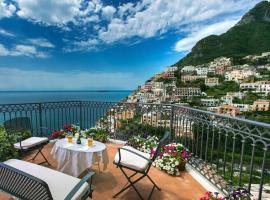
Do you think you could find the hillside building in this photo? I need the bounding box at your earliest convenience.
[205,77,219,87]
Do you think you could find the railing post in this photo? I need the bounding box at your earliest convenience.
[170,105,174,141]
[79,101,82,129]
[38,103,43,136]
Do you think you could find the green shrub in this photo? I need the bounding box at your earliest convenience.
[0,125,31,162]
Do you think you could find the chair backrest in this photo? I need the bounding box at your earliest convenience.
[151,131,170,162]
[0,162,53,200]
[4,117,32,136]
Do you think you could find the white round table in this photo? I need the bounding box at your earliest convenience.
[51,138,109,177]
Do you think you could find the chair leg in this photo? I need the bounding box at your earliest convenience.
[39,147,51,166]
[31,149,40,161]
[147,175,161,191]
[113,167,145,200]
[29,145,51,166]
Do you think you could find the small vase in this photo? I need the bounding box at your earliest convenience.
[178,160,187,171]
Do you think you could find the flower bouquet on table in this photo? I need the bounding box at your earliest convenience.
[51,124,80,139]
[51,130,66,139]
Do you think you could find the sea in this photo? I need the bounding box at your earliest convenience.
[0,91,132,133]
[0,91,131,104]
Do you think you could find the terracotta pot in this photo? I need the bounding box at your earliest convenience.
[178,160,187,171]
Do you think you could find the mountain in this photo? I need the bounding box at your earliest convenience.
[176,1,270,67]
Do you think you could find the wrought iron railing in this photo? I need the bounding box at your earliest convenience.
[0,101,269,199]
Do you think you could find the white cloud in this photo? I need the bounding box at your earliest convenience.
[102,6,116,20]
[0,43,49,58]
[174,19,239,52]
[0,44,9,56]
[16,0,83,25]
[27,38,55,48]
[64,38,99,52]
[0,29,15,37]
[0,0,16,19]
[98,0,261,44]
[0,67,141,90]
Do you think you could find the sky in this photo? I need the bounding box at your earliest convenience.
[0,0,263,91]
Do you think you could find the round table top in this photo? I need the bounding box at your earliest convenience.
[54,138,106,153]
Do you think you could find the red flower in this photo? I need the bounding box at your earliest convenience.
[63,124,72,132]
[51,130,63,139]
[172,152,178,156]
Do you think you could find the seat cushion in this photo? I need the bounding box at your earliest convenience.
[14,137,48,150]
[114,146,151,171]
[4,159,89,200]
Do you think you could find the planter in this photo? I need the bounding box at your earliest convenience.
[178,160,187,171]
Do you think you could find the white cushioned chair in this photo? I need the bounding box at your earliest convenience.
[4,117,50,165]
[14,137,49,149]
[0,159,95,200]
[114,146,151,171]
[113,132,170,200]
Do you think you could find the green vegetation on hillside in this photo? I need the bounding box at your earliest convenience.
[206,81,239,98]
[175,1,270,67]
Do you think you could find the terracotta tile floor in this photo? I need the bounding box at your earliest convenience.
[0,142,206,200]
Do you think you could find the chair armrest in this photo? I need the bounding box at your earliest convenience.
[117,147,152,165]
[64,171,95,200]
[13,135,23,150]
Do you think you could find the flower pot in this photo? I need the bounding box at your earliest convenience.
[178,160,187,171]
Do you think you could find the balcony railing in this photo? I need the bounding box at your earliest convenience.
[0,101,269,199]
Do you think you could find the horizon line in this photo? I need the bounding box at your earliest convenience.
[0,90,133,92]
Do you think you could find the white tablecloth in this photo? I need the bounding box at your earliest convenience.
[51,138,109,177]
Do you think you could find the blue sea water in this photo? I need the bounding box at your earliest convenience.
[0,91,131,104]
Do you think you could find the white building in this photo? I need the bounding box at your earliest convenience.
[231,104,251,112]
[221,95,233,104]
[152,82,164,90]
[201,98,220,107]
[175,88,201,97]
[240,81,270,94]
[181,66,195,73]
[240,82,257,90]
[205,77,219,87]
[209,57,231,68]
[225,70,260,83]
[165,66,178,72]
[196,67,209,76]
[136,92,155,103]
[256,81,270,94]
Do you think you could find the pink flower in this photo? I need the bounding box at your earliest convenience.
[181,150,187,158]
[150,149,156,156]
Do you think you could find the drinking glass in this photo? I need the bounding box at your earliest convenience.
[67,135,73,143]
[87,137,93,146]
